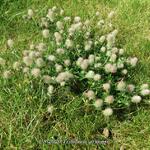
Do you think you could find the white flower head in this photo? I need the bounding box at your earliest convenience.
[111,47,118,54]
[37,43,46,51]
[60,9,64,15]
[47,105,54,113]
[122,69,128,75]
[103,83,110,92]
[0,57,6,66]
[127,84,135,93]
[48,85,54,94]
[76,57,83,66]
[85,41,92,51]
[104,63,117,73]
[85,70,95,79]
[60,81,66,86]
[28,9,34,18]
[55,64,63,72]
[7,39,14,48]
[117,63,124,69]
[65,39,73,48]
[99,36,105,43]
[94,63,102,68]
[47,9,54,22]
[94,99,103,108]
[140,84,149,90]
[64,16,71,21]
[35,58,45,67]
[56,71,73,83]
[80,59,89,70]
[52,6,57,11]
[94,74,101,81]
[54,32,62,44]
[43,75,51,84]
[13,61,20,70]
[56,21,64,30]
[74,16,81,23]
[42,29,49,38]
[56,48,65,54]
[30,43,35,50]
[47,55,56,61]
[84,90,95,100]
[3,70,11,79]
[110,54,117,62]
[101,47,106,52]
[23,67,29,74]
[105,95,114,104]
[117,81,126,91]
[131,95,142,103]
[141,89,150,96]
[119,49,124,55]
[103,108,113,117]
[129,57,138,67]
[96,11,100,16]
[108,11,115,19]
[23,56,33,66]
[31,68,40,78]
[64,59,71,66]
[88,55,95,65]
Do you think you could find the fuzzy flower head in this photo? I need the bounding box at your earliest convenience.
[7,39,14,48]
[3,70,11,79]
[141,89,150,96]
[55,64,63,72]
[104,63,117,73]
[65,39,73,48]
[28,9,34,18]
[47,105,54,113]
[94,99,103,108]
[64,59,71,66]
[103,108,113,117]
[85,70,95,79]
[23,56,33,66]
[47,9,55,22]
[108,11,115,19]
[105,95,114,104]
[56,48,65,54]
[140,84,149,90]
[117,81,126,91]
[13,61,21,70]
[127,84,135,93]
[80,59,89,70]
[0,57,6,66]
[43,75,51,84]
[54,32,62,44]
[74,16,81,23]
[48,85,54,95]
[94,74,101,81]
[42,29,49,38]
[31,68,41,78]
[47,55,56,62]
[84,90,95,100]
[56,21,64,30]
[129,57,138,67]
[35,58,45,68]
[56,71,73,83]
[37,43,46,52]
[131,95,142,103]
[103,83,110,92]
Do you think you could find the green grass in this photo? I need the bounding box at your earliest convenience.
[0,0,150,149]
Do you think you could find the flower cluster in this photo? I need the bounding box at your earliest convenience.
[0,7,149,118]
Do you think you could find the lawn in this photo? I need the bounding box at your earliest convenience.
[0,0,150,149]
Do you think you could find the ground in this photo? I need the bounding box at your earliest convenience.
[0,0,150,149]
